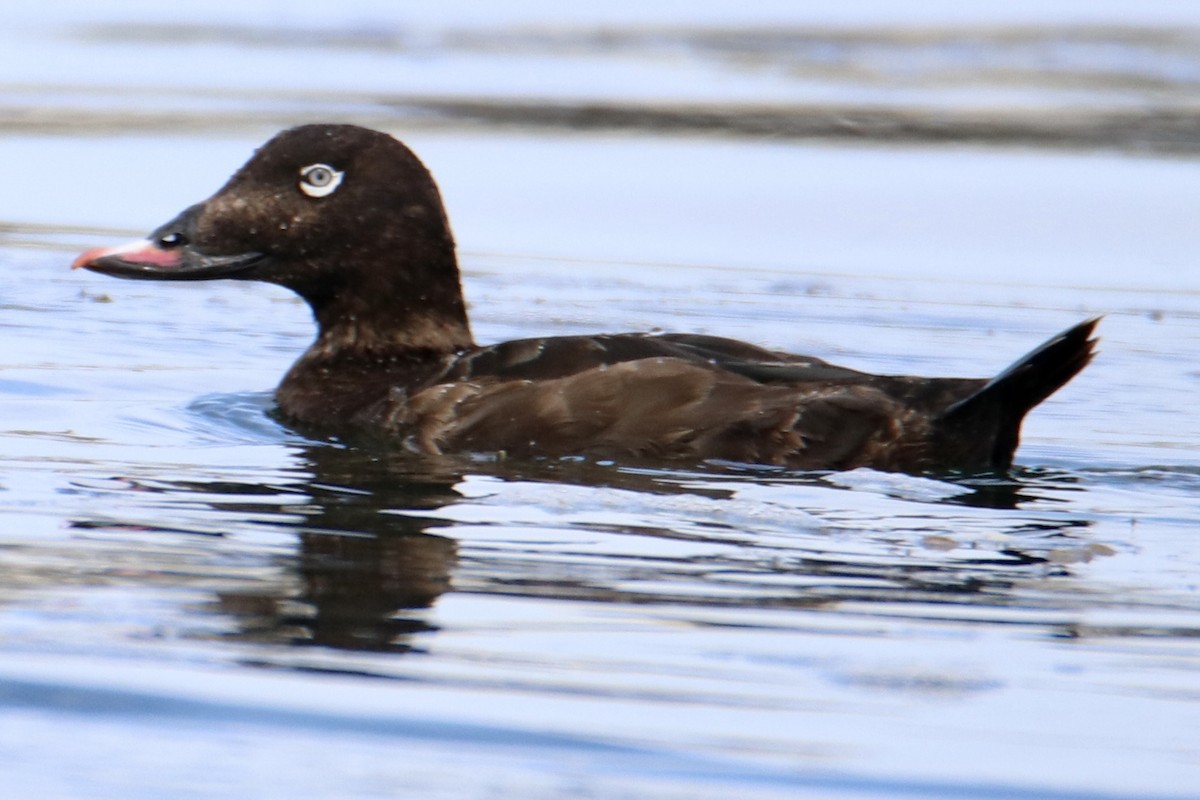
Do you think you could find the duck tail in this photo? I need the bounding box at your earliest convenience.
[935,317,1100,470]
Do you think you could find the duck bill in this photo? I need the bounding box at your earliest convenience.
[72,238,264,281]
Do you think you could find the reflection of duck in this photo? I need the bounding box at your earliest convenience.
[59,437,1103,656]
[208,445,462,653]
[75,124,1097,473]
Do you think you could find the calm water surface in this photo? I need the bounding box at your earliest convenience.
[2,4,1200,799]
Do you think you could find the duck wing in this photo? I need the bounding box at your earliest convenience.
[434,332,869,385]
[388,333,918,468]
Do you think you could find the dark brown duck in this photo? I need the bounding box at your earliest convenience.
[73,124,1098,473]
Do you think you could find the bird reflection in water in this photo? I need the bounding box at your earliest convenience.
[64,444,465,654]
[66,442,1103,656]
[219,445,464,654]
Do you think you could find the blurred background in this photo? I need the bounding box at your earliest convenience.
[2,3,1200,799]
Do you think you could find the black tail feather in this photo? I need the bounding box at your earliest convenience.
[937,317,1100,469]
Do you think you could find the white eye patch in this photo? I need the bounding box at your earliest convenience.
[298,163,344,198]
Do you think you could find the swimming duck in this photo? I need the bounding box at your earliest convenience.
[74,124,1097,473]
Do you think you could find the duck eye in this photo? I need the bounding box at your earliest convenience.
[298,163,344,198]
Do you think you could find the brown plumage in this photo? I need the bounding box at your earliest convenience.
[73,124,1098,473]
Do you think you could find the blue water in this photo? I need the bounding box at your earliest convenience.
[2,4,1200,799]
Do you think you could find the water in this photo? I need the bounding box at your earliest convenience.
[3,3,1200,799]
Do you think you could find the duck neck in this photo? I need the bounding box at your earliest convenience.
[298,242,476,363]
[307,291,474,362]
[274,249,476,426]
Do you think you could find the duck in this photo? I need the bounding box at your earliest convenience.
[73,123,1098,473]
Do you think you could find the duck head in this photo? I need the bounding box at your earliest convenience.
[74,124,473,355]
